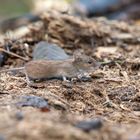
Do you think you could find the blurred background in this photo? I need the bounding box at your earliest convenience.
[0,0,139,32]
[0,0,32,20]
[0,0,69,21]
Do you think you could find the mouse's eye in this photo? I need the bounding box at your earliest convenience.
[88,60,92,64]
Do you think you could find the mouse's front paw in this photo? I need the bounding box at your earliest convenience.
[77,73,92,82]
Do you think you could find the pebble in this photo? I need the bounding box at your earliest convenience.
[0,135,5,140]
[16,95,49,109]
[75,118,103,132]
[0,53,5,66]
[73,0,119,17]
[15,111,24,121]
[33,41,70,60]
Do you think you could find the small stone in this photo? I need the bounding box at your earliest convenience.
[79,76,92,82]
[0,135,5,140]
[0,53,5,66]
[75,118,103,132]
[15,111,24,121]
[16,95,49,109]
[33,41,70,60]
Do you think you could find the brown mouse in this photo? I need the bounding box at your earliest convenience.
[25,54,99,80]
[0,53,99,84]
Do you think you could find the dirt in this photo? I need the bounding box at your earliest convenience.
[0,11,140,140]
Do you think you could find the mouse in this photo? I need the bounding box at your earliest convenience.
[0,52,100,86]
[0,41,100,86]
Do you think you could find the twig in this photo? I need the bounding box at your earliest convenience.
[104,78,122,83]
[0,48,29,61]
[102,90,119,109]
[47,91,70,107]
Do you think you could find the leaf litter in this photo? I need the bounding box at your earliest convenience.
[0,11,140,140]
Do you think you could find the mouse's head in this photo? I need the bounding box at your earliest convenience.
[73,50,100,72]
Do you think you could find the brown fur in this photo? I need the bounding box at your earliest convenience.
[0,55,99,81]
[25,55,99,80]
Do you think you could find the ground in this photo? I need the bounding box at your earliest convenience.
[0,12,140,140]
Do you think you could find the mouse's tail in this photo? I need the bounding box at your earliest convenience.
[0,67,24,74]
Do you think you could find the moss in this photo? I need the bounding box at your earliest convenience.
[0,0,33,18]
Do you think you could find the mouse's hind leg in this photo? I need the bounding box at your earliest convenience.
[25,72,35,87]
[24,72,49,88]
[62,76,72,82]
[62,76,67,81]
